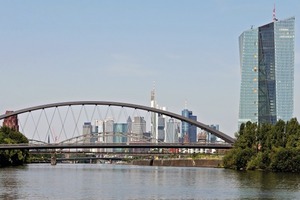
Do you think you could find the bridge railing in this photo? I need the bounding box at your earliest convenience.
[0,142,233,150]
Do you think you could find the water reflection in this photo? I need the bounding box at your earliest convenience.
[0,167,25,199]
[0,164,300,200]
[232,169,300,199]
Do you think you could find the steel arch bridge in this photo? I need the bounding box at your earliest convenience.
[0,101,235,144]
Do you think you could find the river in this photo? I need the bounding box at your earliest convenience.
[0,164,300,199]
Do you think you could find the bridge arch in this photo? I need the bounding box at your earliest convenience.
[0,101,235,143]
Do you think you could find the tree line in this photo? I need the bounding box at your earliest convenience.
[223,118,300,172]
[0,126,29,167]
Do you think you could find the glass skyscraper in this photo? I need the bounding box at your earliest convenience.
[181,109,197,142]
[239,17,295,127]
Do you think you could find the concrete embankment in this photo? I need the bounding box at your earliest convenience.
[131,159,222,168]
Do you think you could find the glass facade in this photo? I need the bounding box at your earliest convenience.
[166,119,180,143]
[238,27,259,127]
[239,17,295,127]
[274,17,295,121]
[113,123,128,143]
[181,109,197,143]
[258,22,277,124]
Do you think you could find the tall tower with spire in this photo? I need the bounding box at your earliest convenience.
[150,83,158,143]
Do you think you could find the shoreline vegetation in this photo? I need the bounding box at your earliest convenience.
[0,127,29,167]
[223,118,300,172]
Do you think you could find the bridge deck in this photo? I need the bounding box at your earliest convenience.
[0,143,232,150]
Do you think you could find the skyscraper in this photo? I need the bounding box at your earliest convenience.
[132,116,146,141]
[238,16,295,127]
[150,87,167,143]
[82,122,92,143]
[150,87,158,142]
[166,119,180,143]
[181,109,197,142]
[157,114,166,142]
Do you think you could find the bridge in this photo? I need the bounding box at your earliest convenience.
[0,142,233,150]
[0,101,235,151]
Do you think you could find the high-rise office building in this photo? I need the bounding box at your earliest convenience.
[113,123,128,152]
[238,16,295,127]
[166,119,180,143]
[132,116,146,141]
[206,124,219,143]
[113,123,128,143]
[150,88,158,142]
[157,114,166,142]
[150,87,167,143]
[82,122,92,143]
[104,119,114,143]
[181,109,197,142]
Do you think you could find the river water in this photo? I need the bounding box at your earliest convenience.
[0,164,300,200]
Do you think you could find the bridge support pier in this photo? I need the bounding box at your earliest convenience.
[51,152,57,165]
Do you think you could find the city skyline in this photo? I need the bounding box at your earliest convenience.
[1,1,299,137]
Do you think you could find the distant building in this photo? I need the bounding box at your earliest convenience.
[207,124,219,143]
[126,116,133,142]
[150,87,167,143]
[93,119,114,152]
[143,131,151,142]
[132,116,146,141]
[197,131,207,143]
[94,120,104,143]
[113,123,128,152]
[157,114,166,142]
[3,111,19,132]
[238,17,295,128]
[181,109,197,142]
[100,119,114,144]
[150,88,158,142]
[82,122,92,143]
[113,123,128,143]
[166,119,180,143]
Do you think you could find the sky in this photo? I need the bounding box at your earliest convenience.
[0,0,299,137]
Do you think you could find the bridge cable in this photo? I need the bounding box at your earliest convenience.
[19,111,30,135]
[31,110,43,141]
[57,106,70,142]
[70,105,83,139]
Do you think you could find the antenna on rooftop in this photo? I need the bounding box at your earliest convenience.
[272,3,278,21]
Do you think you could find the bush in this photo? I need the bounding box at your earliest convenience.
[223,148,255,170]
[270,148,300,172]
[0,127,29,167]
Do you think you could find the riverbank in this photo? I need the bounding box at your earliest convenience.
[131,158,222,168]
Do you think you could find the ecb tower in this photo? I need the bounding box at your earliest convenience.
[238,16,295,127]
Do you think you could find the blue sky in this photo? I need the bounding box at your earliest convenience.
[0,0,299,136]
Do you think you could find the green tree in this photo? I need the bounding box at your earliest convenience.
[257,123,272,152]
[271,120,286,148]
[234,122,257,150]
[285,118,300,149]
[0,126,29,167]
[269,147,300,172]
[224,118,300,172]
[223,147,255,170]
